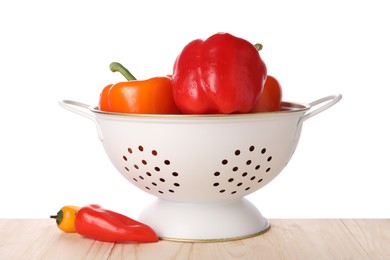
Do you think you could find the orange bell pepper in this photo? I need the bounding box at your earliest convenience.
[99,62,179,114]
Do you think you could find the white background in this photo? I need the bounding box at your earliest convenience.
[0,0,389,218]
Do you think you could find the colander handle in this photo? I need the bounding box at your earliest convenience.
[58,100,103,141]
[302,94,342,122]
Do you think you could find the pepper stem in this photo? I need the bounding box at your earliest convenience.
[50,210,63,225]
[109,62,137,81]
[254,43,263,51]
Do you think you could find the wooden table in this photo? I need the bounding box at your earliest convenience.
[0,219,389,259]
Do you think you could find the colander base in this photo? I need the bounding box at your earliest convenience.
[138,198,269,242]
[159,225,271,243]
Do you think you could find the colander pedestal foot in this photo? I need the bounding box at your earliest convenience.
[138,198,269,242]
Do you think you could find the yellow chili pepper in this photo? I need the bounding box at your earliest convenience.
[50,205,80,233]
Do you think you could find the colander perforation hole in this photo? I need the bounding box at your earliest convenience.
[121,146,182,196]
[212,145,274,196]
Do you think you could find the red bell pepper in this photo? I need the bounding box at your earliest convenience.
[74,204,158,243]
[172,32,267,114]
[251,75,283,112]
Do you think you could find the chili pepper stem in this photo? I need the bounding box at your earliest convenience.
[110,62,137,81]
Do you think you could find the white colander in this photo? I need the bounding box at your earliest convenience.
[59,94,341,242]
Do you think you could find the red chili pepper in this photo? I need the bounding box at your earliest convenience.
[74,204,158,243]
[172,32,267,114]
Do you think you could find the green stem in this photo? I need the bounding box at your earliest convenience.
[50,210,63,225]
[109,62,137,81]
[254,43,263,51]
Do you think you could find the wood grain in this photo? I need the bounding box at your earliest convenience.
[0,219,389,259]
[342,219,390,259]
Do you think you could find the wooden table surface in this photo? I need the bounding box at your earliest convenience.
[0,219,389,259]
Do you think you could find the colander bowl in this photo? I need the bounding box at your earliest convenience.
[59,94,341,242]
